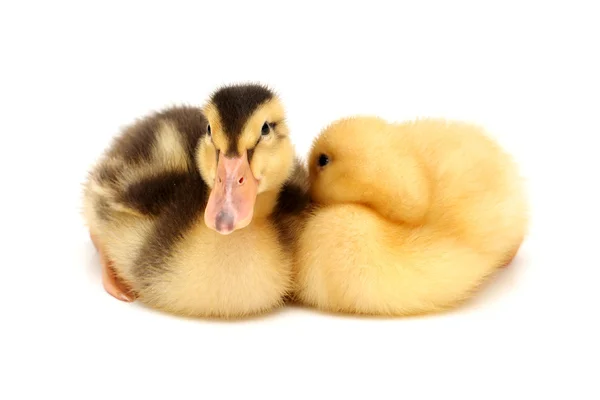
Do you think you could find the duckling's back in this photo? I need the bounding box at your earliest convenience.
[82,106,209,288]
[392,119,528,260]
[294,116,529,316]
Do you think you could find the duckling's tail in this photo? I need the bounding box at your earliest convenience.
[295,203,508,316]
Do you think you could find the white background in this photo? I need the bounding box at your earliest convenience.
[1,1,599,399]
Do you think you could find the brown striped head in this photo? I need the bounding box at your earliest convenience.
[197,83,294,234]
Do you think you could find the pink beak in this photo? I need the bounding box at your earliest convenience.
[204,151,259,235]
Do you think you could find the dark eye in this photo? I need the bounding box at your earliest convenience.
[207,124,211,136]
[261,122,270,136]
[318,154,330,167]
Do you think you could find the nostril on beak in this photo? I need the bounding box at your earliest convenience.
[238,176,244,185]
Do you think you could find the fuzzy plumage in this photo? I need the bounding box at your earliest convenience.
[82,83,310,318]
[293,116,529,316]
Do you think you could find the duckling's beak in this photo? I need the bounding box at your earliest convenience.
[204,151,259,235]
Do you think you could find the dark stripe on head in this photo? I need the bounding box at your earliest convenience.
[210,84,274,154]
[225,146,240,158]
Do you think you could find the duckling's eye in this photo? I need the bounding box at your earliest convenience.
[206,124,211,136]
[261,122,270,136]
[318,154,330,168]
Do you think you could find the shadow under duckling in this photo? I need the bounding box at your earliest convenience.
[293,116,528,316]
[82,83,309,319]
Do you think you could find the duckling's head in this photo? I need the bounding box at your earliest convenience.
[308,116,392,206]
[198,83,294,234]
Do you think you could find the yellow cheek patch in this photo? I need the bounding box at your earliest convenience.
[202,102,229,152]
[235,98,288,153]
[249,136,294,193]
[197,140,218,187]
[210,132,229,153]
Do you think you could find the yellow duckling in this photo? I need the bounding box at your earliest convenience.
[293,116,528,316]
[82,83,309,318]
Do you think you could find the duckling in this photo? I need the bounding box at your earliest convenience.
[293,116,528,316]
[82,83,309,318]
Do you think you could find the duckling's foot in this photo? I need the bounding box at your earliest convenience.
[90,233,136,302]
[101,256,136,302]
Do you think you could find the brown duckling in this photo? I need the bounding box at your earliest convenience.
[82,83,309,318]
